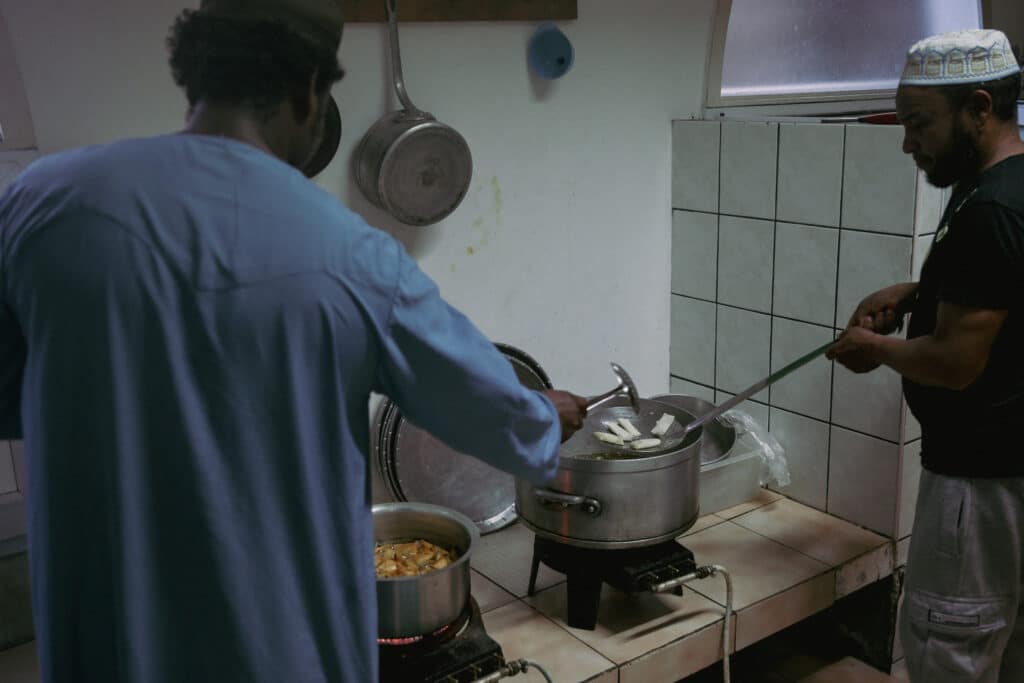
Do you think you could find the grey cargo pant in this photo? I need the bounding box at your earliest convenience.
[901,469,1024,682]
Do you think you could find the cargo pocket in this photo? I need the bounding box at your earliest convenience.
[903,590,1010,681]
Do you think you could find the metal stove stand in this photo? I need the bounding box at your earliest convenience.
[527,536,697,630]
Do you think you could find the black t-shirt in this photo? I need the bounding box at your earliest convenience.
[904,153,1024,477]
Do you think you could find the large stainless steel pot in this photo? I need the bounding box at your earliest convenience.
[515,398,703,549]
[353,0,472,226]
[373,502,479,638]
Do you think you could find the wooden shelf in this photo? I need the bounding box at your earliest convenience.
[345,0,577,23]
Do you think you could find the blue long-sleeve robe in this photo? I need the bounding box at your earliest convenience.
[0,134,559,683]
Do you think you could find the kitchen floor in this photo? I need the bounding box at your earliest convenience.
[0,490,904,682]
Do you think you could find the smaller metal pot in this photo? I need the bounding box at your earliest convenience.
[353,0,472,226]
[373,502,479,638]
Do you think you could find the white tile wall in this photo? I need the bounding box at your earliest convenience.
[670,120,927,538]
[768,318,833,421]
[670,295,716,385]
[841,125,917,235]
[898,439,922,539]
[720,121,778,220]
[773,223,839,327]
[671,210,718,299]
[0,442,15,494]
[768,408,829,510]
[831,364,904,442]
[835,231,913,329]
[717,216,774,313]
[715,391,769,429]
[669,377,715,402]
[672,120,720,213]
[715,305,770,398]
[828,426,900,536]
[776,123,844,226]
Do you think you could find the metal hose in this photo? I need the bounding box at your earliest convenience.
[703,565,733,683]
[651,563,733,683]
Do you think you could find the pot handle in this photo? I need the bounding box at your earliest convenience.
[533,488,602,516]
[386,0,422,114]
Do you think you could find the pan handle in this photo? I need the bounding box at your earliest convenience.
[533,488,602,516]
[386,0,422,114]
[683,340,834,436]
[585,386,622,411]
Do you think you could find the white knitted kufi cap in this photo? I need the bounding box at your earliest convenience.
[900,29,1020,86]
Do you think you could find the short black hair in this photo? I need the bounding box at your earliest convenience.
[941,71,1022,122]
[167,9,344,113]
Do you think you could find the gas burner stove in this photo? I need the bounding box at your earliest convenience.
[378,596,504,683]
[527,536,697,630]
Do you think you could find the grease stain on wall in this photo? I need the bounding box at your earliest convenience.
[465,174,503,256]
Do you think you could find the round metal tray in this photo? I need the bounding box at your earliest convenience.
[374,343,552,534]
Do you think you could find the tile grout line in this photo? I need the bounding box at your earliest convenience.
[667,375,901,445]
[684,564,837,618]
[668,374,715,392]
[713,122,722,395]
[826,125,851,513]
[668,207,917,240]
[767,123,780,429]
[510,595,620,671]
[670,293,837,332]
[728,514,889,570]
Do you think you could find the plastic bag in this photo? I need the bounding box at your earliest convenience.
[718,409,791,488]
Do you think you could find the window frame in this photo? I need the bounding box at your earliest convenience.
[704,0,984,113]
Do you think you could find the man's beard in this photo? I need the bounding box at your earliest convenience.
[926,119,981,188]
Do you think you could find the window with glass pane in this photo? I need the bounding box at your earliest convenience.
[715,0,982,102]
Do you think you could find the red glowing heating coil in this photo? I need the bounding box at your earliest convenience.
[377,619,460,647]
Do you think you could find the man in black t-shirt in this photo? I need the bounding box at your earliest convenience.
[828,29,1024,683]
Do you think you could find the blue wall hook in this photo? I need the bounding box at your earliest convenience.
[528,23,574,80]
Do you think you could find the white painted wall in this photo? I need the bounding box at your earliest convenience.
[0,0,716,396]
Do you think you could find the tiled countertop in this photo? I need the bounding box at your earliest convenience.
[476,490,894,683]
[0,491,893,683]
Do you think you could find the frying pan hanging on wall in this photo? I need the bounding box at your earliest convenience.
[303,95,342,178]
[353,0,473,226]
